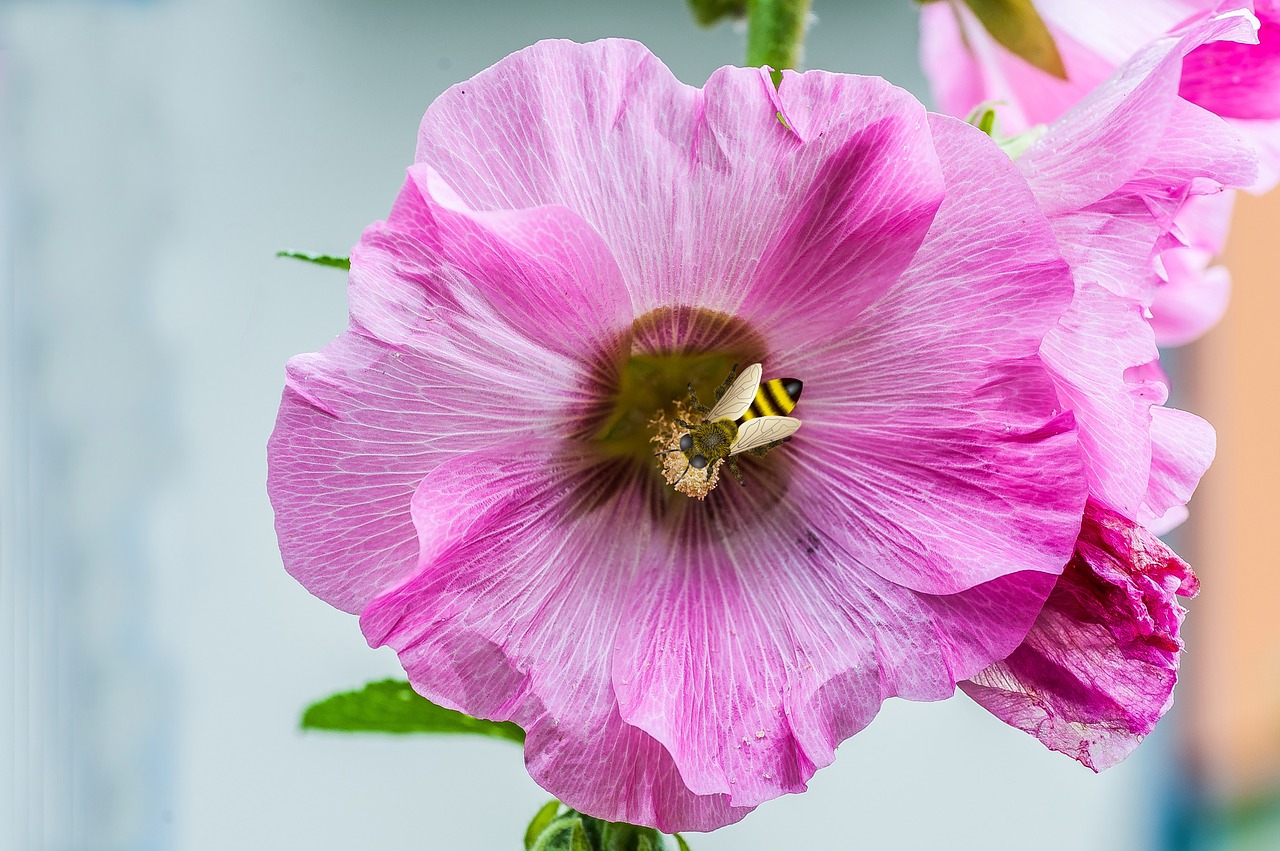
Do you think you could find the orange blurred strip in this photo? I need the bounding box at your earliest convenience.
[1187,188,1280,801]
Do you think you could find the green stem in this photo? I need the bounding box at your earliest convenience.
[745,0,812,74]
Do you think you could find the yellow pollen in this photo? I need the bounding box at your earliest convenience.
[649,404,723,499]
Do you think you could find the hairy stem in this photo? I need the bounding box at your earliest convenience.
[746,0,812,75]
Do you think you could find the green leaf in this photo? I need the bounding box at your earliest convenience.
[526,801,563,850]
[686,0,747,26]
[674,834,692,851]
[963,0,1066,79]
[300,679,525,742]
[275,249,351,270]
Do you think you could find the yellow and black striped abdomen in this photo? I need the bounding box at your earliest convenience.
[739,378,803,421]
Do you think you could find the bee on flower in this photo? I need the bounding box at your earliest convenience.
[652,362,802,497]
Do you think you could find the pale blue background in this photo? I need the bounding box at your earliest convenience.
[1,1,1160,848]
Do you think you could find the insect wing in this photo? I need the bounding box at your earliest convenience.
[706,363,763,422]
[730,416,801,454]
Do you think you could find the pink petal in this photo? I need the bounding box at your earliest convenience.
[1141,406,1216,526]
[1236,116,1280,188]
[918,2,986,120]
[268,330,577,614]
[360,164,633,358]
[961,500,1200,771]
[1150,247,1232,346]
[783,114,1085,596]
[1020,10,1259,220]
[1181,5,1280,119]
[414,40,945,326]
[269,172,615,613]
[969,9,1118,133]
[919,0,1195,133]
[1040,281,1165,520]
[921,1,1280,188]
[1033,0,1204,64]
[359,442,752,831]
[1171,187,1236,252]
[611,500,1058,805]
[1150,191,1233,346]
[739,70,946,347]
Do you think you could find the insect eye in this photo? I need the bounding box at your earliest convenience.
[679,434,693,452]
[690,455,708,469]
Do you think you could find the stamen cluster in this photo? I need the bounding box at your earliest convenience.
[649,406,721,499]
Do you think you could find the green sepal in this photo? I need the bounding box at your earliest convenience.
[970,105,997,136]
[997,124,1046,160]
[275,249,351,270]
[962,100,1044,159]
[962,0,1067,79]
[599,820,665,851]
[686,0,746,26]
[524,805,685,851]
[674,835,692,851]
[965,101,1046,160]
[300,679,525,742]
[526,801,563,850]
[529,815,589,851]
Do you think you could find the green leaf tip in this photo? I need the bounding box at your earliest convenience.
[974,107,997,136]
[571,820,591,851]
[275,250,351,270]
[300,679,525,742]
[963,0,1067,80]
[526,801,563,850]
[686,0,747,26]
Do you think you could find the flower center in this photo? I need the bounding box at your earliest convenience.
[585,307,767,496]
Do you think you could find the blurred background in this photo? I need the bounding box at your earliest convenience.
[1,1,1276,848]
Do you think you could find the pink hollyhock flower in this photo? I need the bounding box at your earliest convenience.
[920,1,1277,344]
[269,40,1092,830]
[954,12,1257,767]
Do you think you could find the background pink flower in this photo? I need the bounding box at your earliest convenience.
[920,1,1276,345]
[950,12,1258,768]
[269,40,1090,831]
[1017,11,1255,528]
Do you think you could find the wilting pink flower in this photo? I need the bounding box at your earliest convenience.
[269,40,1092,830]
[952,12,1257,767]
[920,1,1276,344]
[961,500,1200,771]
